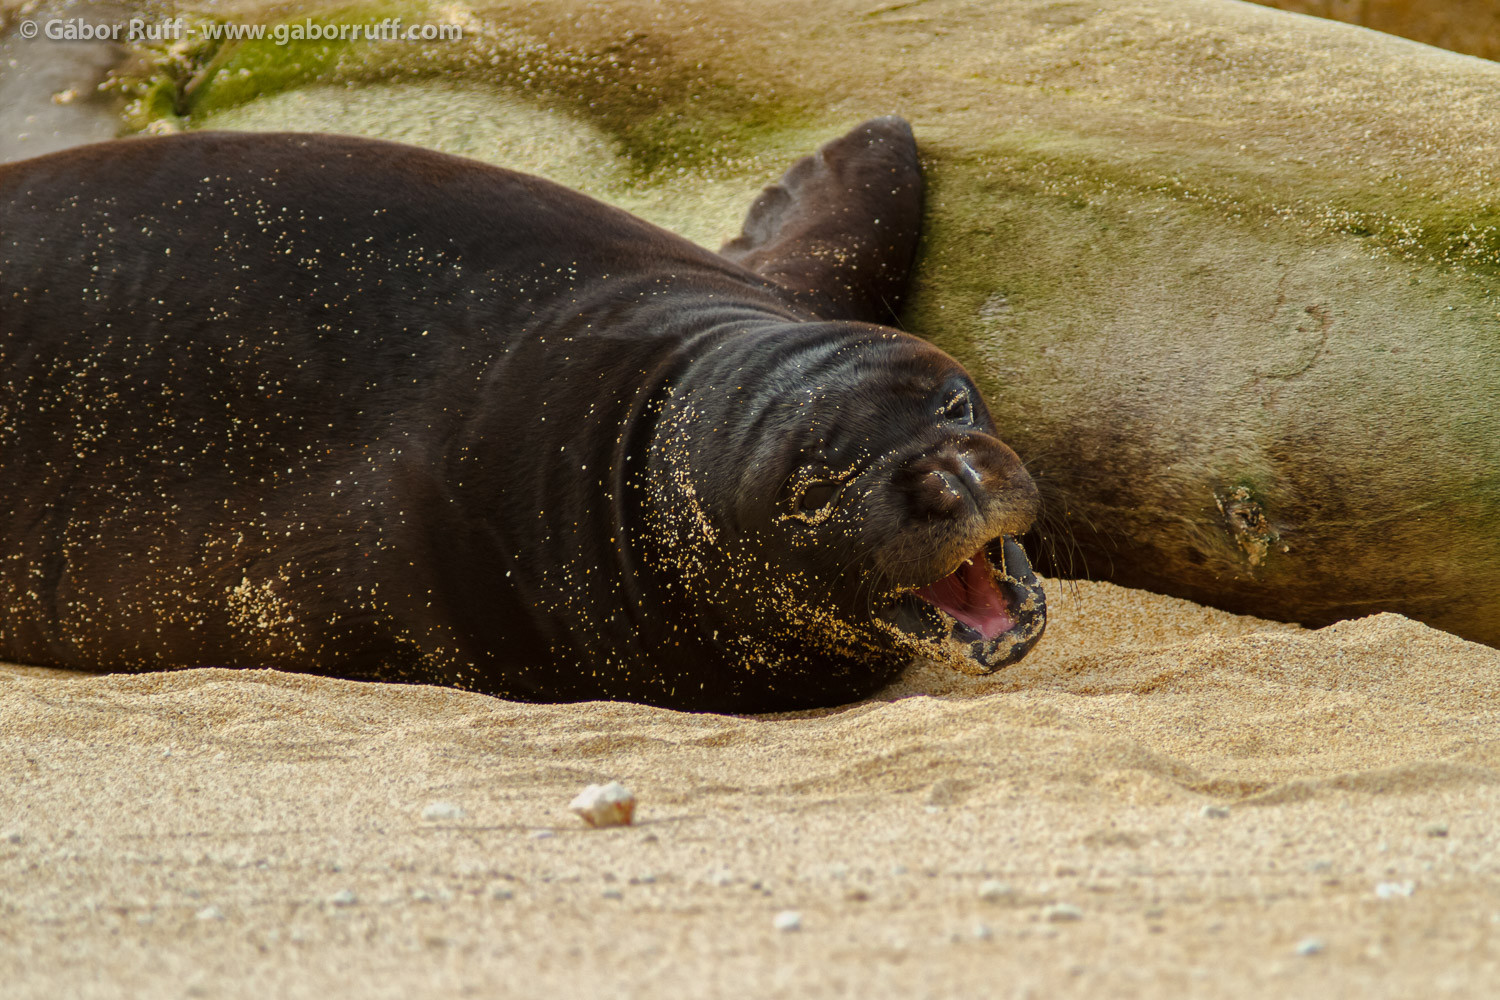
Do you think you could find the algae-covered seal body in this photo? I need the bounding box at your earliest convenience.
[0,118,1044,711]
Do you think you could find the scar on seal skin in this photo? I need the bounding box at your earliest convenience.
[0,116,1045,711]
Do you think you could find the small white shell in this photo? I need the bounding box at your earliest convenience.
[1375,880,1415,899]
[569,781,636,828]
[772,910,803,932]
[421,801,465,821]
[977,879,1014,902]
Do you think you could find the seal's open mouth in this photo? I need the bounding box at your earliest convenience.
[915,546,1015,641]
[877,535,1047,675]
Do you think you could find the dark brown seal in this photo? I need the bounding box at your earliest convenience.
[0,117,1044,711]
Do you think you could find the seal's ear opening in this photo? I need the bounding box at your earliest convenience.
[719,116,923,326]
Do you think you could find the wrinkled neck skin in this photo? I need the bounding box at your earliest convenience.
[436,310,920,711]
[631,322,922,711]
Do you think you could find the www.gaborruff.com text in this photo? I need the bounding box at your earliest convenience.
[21,17,463,45]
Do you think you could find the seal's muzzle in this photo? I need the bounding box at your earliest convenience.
[880,535,1047,674]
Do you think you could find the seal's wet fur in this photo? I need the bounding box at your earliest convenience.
[0,118,1043,710]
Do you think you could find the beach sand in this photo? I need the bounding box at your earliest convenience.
[5,579,1499,998]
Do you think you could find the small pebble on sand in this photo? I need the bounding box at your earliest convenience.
[569,781,636,828]
[1375,881,1415,899]
[421,802,465,821]
[773,910,803,932]
[978,880,1015,903]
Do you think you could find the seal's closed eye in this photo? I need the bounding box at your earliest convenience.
[797,481,842,512]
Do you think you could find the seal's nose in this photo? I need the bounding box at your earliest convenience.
[906,447,989,520]
[899,437,1038,530]
[915,468,974,519]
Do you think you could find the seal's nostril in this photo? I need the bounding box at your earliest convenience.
[932,470,964,499]
[954,452,984,493]
[916,469,973,519]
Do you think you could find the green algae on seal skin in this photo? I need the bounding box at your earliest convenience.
[183,1,447,115]
[125,1,833,243]
[195,82,635,196]
[187,80,821,250]
[137,0,827,186]
[105,1,467,133]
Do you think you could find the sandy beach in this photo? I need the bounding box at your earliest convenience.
[6,579,1499,998]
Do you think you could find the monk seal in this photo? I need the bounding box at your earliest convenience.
[0,117,1045,711]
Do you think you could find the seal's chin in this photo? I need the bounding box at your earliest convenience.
[877,536,1047,675]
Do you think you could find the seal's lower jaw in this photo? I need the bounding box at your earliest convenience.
[878,536,1047,675]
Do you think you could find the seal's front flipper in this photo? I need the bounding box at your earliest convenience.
[720,116,923,326]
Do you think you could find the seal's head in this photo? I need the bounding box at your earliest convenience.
[646,323,1045,694]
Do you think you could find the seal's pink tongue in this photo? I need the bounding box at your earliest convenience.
[915,548,1014,640]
